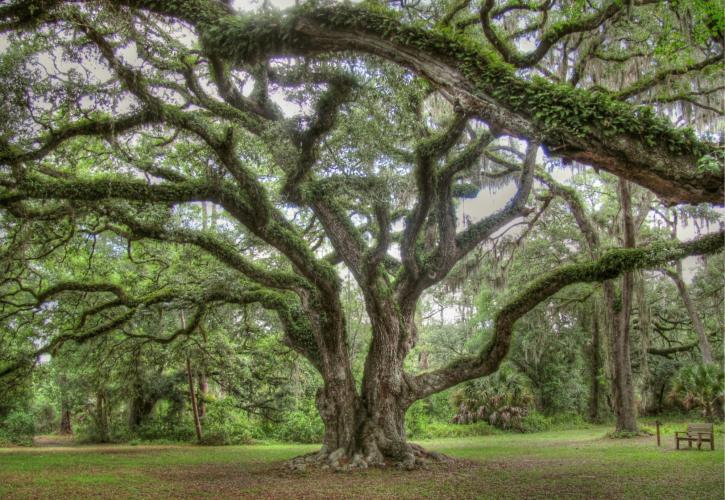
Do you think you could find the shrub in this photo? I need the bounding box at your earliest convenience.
[408,421,499,439]
[133,417,195,442]
[0,409,35,445]
[270,399,324,444]
[520,411,552,433]
[405,399,431,438]
[202,398,254,445]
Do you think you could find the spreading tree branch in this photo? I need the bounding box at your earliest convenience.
[409,230,724,401]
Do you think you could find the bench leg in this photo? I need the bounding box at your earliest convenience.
[689,439,692,449]
[676,438,679,450]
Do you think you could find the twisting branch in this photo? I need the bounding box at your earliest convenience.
[400,113,468,280]
[616,56,723,101]
[454,141,537,258]
[479,0,625,68]
[285,74,357,196]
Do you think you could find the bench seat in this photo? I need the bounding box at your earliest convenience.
[675,423,714,450]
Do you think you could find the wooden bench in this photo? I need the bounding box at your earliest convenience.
[675,423,714,450]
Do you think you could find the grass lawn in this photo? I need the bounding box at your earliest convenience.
[0,426,722,499]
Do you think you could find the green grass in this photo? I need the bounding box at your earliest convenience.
[0,426,722,499]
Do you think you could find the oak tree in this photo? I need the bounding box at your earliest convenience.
[0,0,722,466]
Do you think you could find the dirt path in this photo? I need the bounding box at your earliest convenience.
[32,434,76,447]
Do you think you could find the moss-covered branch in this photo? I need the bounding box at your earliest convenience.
[0,110,157,165]
[409,230,724,401]
[6,1,724,204]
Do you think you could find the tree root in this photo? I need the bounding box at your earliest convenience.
[286,443,453,472]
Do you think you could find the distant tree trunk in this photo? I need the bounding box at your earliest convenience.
[198,370,208,418]
[128,394,156,430]
[58,373,73,435]
[635,270,651,413]
[95,391,109,443]
[668,262,713,363]
[59,402,72,435]
[186,357,203,442]
[128,349,154,431]
[605,180,638,433]
[664,210,713,364]
[418,351,429,371]
[587,309,602,422]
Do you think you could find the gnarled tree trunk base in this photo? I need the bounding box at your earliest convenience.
[286,442,452,472]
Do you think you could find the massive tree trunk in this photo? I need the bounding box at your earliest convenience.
[292,292,428,470]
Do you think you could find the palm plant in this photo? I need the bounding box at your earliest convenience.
[451,364,534,426]
[669,364,724,421]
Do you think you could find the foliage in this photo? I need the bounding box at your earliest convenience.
[452,363,534,412]
[669,364,725,420]
[408,420,499,440]
[265,399,325,444]
[450,363,535,430]
[200,398,255,445]
[0,409,34,446]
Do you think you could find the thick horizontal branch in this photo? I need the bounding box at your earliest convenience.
[647,342,698,357]
[0,110,157,165]
[36,281,129,304]
[409,230,724,401]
